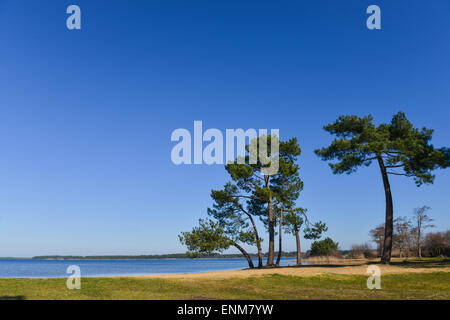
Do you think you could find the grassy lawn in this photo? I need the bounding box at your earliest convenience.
[0,271,449,300]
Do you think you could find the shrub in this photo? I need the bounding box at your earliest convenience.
[310,237,339,256]
[422,231,450,257]
[349,243,375,259]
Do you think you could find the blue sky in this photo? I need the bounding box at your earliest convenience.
[0,0,449,257]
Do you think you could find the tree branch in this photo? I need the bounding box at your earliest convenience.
[253,175,265,182]
[387,171,409,176]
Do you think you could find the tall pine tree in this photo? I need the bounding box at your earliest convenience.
[315,112,449,264]
[226,135,303,266]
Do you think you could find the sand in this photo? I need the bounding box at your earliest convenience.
[126,260,450,280]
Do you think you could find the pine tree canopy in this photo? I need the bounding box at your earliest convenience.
[315,111,450,185]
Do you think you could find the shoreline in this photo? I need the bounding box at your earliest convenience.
[2,258,448,280]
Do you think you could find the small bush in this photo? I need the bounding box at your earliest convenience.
[310,237,339,256]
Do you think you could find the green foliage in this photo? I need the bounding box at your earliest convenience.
[178,219,232,257]
[180,135,317,267]
[282,209,327,240]
[283,208,306,234]
[225,135,304,224]
[208,182,261,248]
[310,237,339,256]
[315,111,450,186]
[304,221,328,240]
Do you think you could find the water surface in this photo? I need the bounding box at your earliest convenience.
[0,257,296,278]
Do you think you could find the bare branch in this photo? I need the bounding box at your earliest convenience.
[385,164,405,168]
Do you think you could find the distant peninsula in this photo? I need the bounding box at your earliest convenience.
[31,252,300,260]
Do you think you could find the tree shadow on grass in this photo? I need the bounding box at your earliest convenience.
[0,295,26,300]
[240,258,449,271]
[384,258,450,269]
[290,264,364,268]
[252,262,368,270]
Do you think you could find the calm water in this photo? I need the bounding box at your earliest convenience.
[0,258,296,278]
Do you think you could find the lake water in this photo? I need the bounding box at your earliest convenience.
[0,257,296,278]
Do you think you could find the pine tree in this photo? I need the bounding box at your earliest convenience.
[315,112,449,264]
[226,135,303,266]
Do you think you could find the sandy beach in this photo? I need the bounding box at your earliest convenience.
[127,259,450,280]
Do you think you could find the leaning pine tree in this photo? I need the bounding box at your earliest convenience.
[315,112,449,264]
[179,217,259,269]
[208,183,265,268]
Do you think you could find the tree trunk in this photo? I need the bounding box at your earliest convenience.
[267,196,275,266]
[417,220,422,259]
[295,229,302,265]
[233,242,254,269]
[377,156,394,265]
[246,213,263,268]
[275,209,283,267]
[264,175,275,267]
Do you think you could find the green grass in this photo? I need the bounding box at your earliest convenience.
[0,272,449,300]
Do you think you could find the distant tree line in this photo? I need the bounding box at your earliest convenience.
[32,252,302,260]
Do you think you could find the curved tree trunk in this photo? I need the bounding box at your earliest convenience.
[378,156,393,265]
[276,209,283,267]
[245,213,263,268]
[233,242,254,269]
[295,229,302,265]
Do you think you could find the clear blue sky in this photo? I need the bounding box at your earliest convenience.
[0,0,449,257]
